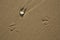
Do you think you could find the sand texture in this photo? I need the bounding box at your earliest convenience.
[0,0,60,40]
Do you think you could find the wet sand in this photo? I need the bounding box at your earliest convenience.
[0,0,60,40]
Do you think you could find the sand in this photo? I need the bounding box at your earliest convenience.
[0,0,60,40]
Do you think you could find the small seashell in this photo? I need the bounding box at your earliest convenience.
[19,11,25,17]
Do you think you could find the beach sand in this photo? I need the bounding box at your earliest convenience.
[0,0,60,40]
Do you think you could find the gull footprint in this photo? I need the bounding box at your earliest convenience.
[8,23,16,32]
[42,16,49,25]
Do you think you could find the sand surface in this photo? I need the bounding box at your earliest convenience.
[0,0,60,40]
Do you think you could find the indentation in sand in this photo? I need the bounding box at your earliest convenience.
[41,16,49,26]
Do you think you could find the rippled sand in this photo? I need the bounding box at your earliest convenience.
[0,0,60,40]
